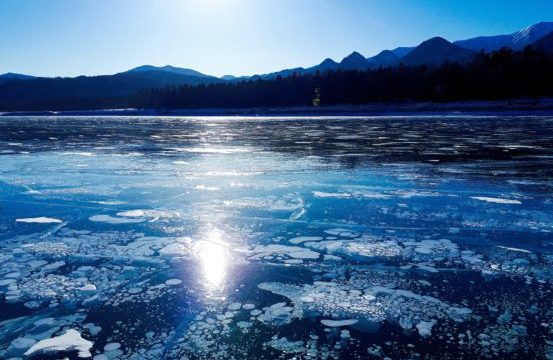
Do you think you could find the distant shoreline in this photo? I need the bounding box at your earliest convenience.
[2,98,553,117]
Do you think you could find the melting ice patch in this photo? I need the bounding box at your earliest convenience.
[257,302,300,325]
[471,196,522,204]
[223,193,304,211]
[321,319,358,327]
[94,200,127,205]
[312,189,441,200]
[312,191,352,198]
[24,329,93,358]
[289,207,306,220]
[16,217,62,224]
[89,215,145,224]
[289,236,323,244]
[259,280,472,338]
[249,244,320,261]
[89,209,180,224]
[265,337,305,353]
[416,320,437,338]
[61,151,96,157]
[305,237,459,263]
[117,209,181,219]
[496,246,532,254]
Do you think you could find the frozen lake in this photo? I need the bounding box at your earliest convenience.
[0,115,552,359]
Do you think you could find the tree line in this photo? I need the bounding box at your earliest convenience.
[2,46,553,112]
[132,47,553,110]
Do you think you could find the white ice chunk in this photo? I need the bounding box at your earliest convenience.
[265,337,305,353]
[104,342,121,351]
[321,319,358,327]
[416,320,436,337]
[312,191,351,198]
[289,208,306,220]
[250,244,320,260]
[289,236,323,244]
[78,284,97,294]
[24,329,93,358]
[16,217,62,224]
[165,278,182,286]
[228,302,242,311]
[116,209,180,219]
[496,246,532,254]
[471,197,521,204]
[89,215,145,224]
[159,243,189,256]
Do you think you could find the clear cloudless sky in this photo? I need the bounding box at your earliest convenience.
[1,0,552,77]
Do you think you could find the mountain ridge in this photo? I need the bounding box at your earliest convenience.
[125,65,212,79]
[454,21,553,52]
[402,37,475,66]
[1,21,552,112]
[2,21,551,82]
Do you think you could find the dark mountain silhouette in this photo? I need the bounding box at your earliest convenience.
[454,35,512,53]
[252,67,305,80]
[134,46,553,111]
[252,58,339,80]
[455,21,553,52]
[402,37,474,66]
[391,47,414,57]
[311,58,339,72]
[0,70,222,111]
[339,52,370,71]
[1,21,553,112]
[367,50,400,68]
[531,31,553,52]
[0,72,36,83]
[125,65,211,78]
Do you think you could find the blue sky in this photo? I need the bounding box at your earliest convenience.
[1,0,552,77]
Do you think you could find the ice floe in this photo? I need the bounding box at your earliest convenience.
[16,217,63,224]
[257,302,300,326]
[89,215,145,224]
[471,196,522,204]
[312,191,352,198]
[496,246,532,254]
[24,329,93,358]
[89,209,180,224]
[259,280,472,338]
[223,193,304,211]
[249,244,320,261]
[265,337,305,353]
[289,236,323,244]
[165,278,183,286]
[321,319,358,327]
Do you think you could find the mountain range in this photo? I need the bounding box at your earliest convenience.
[252,22,553,78]
[0,21,552,111]
[454,21,553,52]
[3,21,552,85]
[0,72,37,82]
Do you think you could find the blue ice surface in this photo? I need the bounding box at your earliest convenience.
[0,116,552,359]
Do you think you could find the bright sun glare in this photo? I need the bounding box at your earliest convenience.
[197,229,228,292]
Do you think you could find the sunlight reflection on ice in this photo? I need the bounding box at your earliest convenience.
[196,228,229,294]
